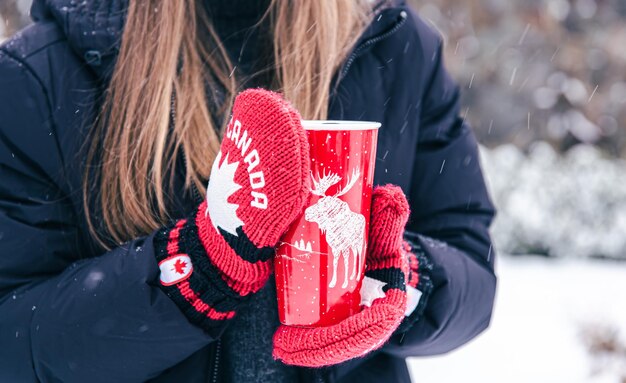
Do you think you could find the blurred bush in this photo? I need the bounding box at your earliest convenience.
[580,323,626,380]
[410,0,626,157]
[481,142,626,259]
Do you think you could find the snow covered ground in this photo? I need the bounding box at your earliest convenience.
[408,256,626,383]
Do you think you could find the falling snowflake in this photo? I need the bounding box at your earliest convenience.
[205,150,244,236]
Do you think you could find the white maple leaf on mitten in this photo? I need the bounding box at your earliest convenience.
[205,150,244,236]
[359,276,387,307]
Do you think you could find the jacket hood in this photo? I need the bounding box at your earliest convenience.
[31,0,127,80]
[30,0,406,81]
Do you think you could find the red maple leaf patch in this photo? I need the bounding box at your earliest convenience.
[172,259,188,275]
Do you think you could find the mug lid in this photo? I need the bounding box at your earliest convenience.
[301,120,381,131]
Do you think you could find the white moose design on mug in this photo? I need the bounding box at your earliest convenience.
[305,168,366,289]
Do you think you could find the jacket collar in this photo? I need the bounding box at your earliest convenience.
[30,0,406,82]
[358,0,407,43]
[31,0,127,81]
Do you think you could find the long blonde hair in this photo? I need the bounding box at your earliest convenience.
[84,0,373,249]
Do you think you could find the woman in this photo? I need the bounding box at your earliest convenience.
[0,0,497,382]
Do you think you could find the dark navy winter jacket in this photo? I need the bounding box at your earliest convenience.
[0,0,497,382]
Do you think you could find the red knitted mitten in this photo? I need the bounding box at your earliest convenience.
[154,89,310,333]
[273,185,412,367]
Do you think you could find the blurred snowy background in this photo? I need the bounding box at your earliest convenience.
[2,0,625,382]
[406,0,626,381]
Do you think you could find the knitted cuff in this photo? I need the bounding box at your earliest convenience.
[396,239,434,333]
[153,209,259,335]
[195,202,274,296]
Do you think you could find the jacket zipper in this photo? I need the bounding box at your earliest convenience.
[339,9,408,81]
[210,338,222,383]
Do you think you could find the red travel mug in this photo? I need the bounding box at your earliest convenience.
[275,120,381,327]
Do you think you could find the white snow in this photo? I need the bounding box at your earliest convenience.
[408,256,626,383]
